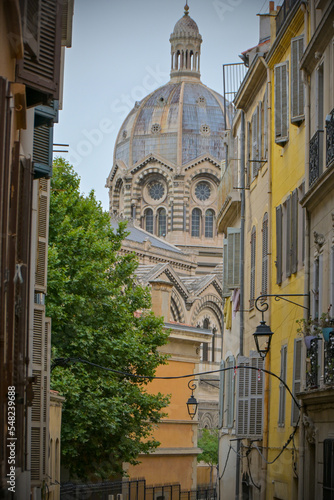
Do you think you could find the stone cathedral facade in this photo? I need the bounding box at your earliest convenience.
[106,5,231,434]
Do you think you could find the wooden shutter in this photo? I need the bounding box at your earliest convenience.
[227,228,241,288]
[291,189,298,274]
[226,356,235,428]
[35,180,49,290]
[249,356,264,437]
[286,195,291,278]
[263,88,268,160]
[33,105,57,179]
[276,205,283,285]
[291,36,304,123]
[278,345,287,426]
[246,121,251,187]
[250,227,256,308]
[275,62,289,143]
[251,107,258,179]
[262,213,268,296]
[236,357,250,437]
[236,356,264,438]
[291,338,302,426]
[16,0,63,103]
[258,101,262,164]
[219,360,225,428]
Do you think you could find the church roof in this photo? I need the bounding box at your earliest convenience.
[172,13,200,37]
[114,81,232,168]
[110,219,183,254]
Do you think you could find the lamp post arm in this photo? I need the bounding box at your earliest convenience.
[255,293,310,315]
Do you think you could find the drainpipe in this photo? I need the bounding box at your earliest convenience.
[235,110,245,500]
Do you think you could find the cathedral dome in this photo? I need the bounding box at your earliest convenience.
[114,81,230,167]
[172,13,200,37]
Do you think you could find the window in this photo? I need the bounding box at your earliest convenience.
[145,208,153,234]
[157,208,167,237]
[149,181,164,200]
[205,209,214,238]
[250,226,256,308]
[195,182,211,201]
[291,338,302,426]
[251,104,261,179]
[212,328,216,362]
[263,88,268,160]
[191,208,201,237]
[278,345,287,426]
[262,213,268,296]
[275,61,289,144]
[223,228,241,290]
[291,36,304,124]
[246,121,251,186]
[236,355,264,438]
[224,356,235,428]
[202,318,210,361]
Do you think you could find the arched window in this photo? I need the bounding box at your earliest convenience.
[192,208,201,237]
[145,208,153,234]
[157,208,167,237]
[205,209,215,238]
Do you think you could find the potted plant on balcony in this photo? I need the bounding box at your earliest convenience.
[296,317,321,349]
[317,307,334,342]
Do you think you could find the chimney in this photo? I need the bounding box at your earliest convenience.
[149,280,174,321]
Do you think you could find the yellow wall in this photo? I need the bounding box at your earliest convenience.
[266,10,305,499]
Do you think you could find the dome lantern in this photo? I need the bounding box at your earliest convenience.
[169,4,202,81]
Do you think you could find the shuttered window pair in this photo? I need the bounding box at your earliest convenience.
[274,36,304,143]
[223,228,241,291]
[236,355,264,438]
[250,227,256,308]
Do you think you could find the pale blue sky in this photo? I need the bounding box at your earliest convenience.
[54,0,273,210]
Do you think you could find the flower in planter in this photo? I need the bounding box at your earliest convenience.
[296,317,321,338]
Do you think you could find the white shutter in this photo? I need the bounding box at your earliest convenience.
[291,338,302,426]
[236,357,250,436]
[275,62,289,143]
[236,356,264,438]
[226,356,235,428]
[250,227,256,308]
[291,36,304,123]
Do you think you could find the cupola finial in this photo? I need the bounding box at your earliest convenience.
[184,1,189,15]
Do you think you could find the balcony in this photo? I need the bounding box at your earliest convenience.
[326,109,334,167]
[217,160,240,234]
[276,0,300,35]
[309,130,324,187]
[305,335,334,390]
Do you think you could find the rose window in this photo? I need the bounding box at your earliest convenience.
[149,182,165,200]
[195,181,211,201]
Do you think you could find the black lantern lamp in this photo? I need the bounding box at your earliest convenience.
[186,379,198,419]
[253,297,274,359]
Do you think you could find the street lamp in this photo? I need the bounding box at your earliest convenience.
[186,379,198,419]
[253,297,273,359]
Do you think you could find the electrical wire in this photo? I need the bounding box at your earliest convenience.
[51,357,301,410]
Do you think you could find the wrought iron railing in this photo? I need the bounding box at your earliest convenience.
[306,338,319,389]
[309,130,324,186]
[326,109,334,167]
[276,0,300,35]
[324,334,334,385]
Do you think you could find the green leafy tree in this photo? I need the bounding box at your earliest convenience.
[197,428,219,487]
[47,158,170,480]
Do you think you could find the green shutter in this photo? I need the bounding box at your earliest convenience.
[276,205,283,285]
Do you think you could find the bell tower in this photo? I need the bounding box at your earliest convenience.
[169,3,202,81]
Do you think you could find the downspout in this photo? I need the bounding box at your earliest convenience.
[299,3,310,498]
[235,109,245,500]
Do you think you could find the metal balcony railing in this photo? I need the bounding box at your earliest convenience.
[276,0,300,35]
[306,335,334,389]
[309,129,324,186]
[326,109,334,167]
